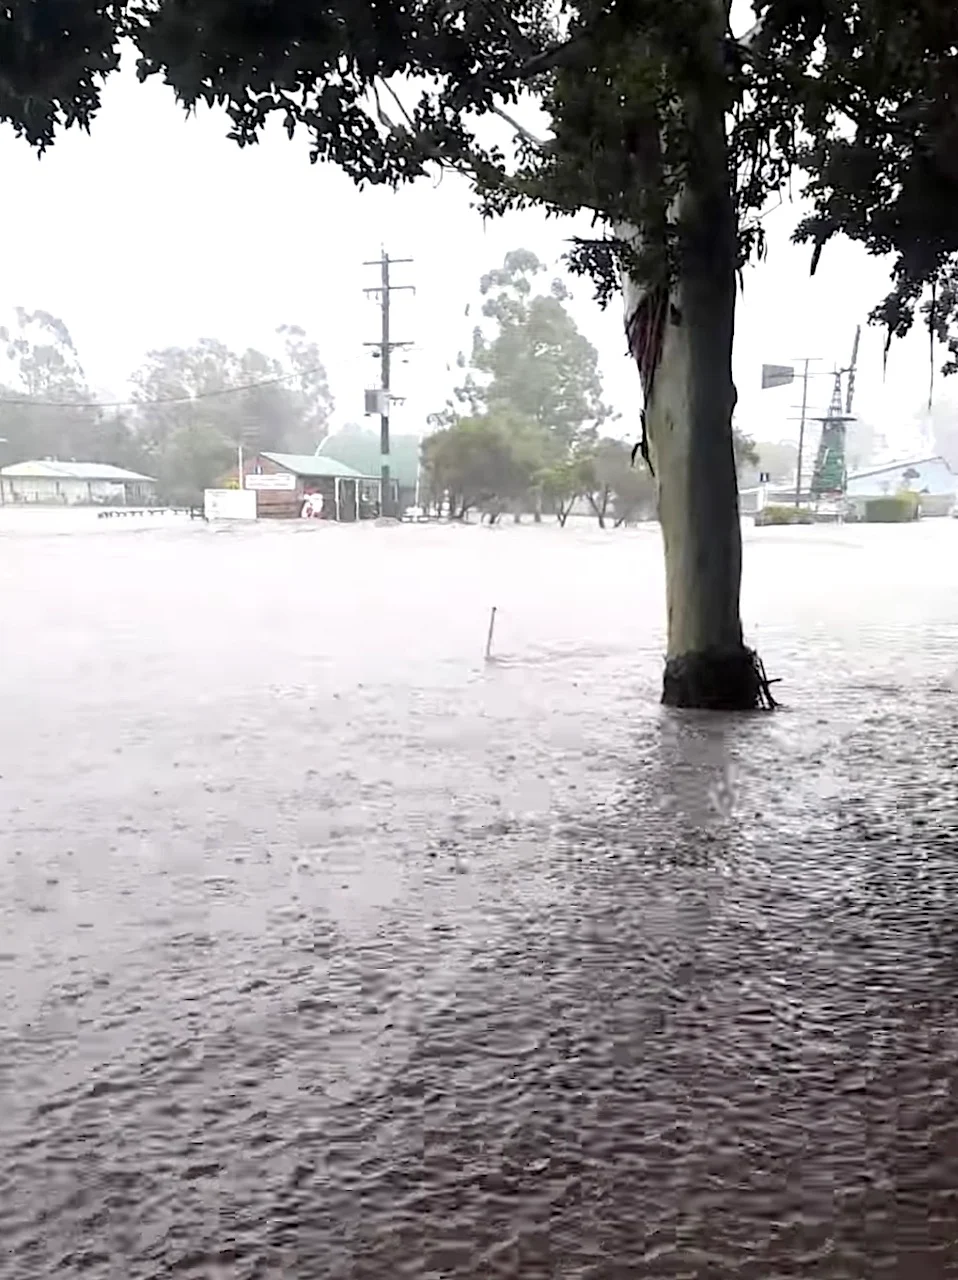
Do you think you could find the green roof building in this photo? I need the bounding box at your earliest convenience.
[259,451,371,480]
[317,425,421,496]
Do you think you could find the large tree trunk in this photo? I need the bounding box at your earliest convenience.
[622,62,763,710]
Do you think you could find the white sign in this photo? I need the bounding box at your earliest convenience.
[245,471,296,491]
[204,488,257,520]
[761,363,795,389]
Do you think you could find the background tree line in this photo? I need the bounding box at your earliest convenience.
[0,308,333,503]
[419,249,766,526]
[1,281,892,517]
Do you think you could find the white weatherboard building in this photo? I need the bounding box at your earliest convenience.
[845,456,956,517]
[0,460,157,506]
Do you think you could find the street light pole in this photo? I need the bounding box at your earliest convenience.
[760,360,820,507]
[794,359,811,508]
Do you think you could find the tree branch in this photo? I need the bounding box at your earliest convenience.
[490,104,548,149]
[516,36,588,79]
[474,0,590,80]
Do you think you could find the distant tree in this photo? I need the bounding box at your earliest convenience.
[606,452,657,527]
[452,250,611,448]
[538,438,656,527]
[130,330,332,464]
[273,325,336,453]
[537,457,583,527]
[158,420,236,505]
[84,410,154,477]
[575,438,656,529]
[420,414,546,521]
[0,307,97,463]
[0,308,333,498]
[576,443,616,529]
[732,429,759,477]
[750,441,799,485]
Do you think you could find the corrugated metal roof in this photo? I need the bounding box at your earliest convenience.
[317,429,421,488]
[0,460,156,482]
[259,452,370,479]
[848,455,951,482]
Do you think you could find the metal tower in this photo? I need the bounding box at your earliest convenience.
[809,325,860,500]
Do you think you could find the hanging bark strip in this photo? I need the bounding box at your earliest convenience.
[625,284,669,475]
[625,285,669,396]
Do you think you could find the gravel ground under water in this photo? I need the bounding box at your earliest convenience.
[2,514,958,1279]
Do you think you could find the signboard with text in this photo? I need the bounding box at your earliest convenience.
[204,489,257,520]
[245,471,297,491]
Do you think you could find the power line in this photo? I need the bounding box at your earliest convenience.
[0,364,327,410]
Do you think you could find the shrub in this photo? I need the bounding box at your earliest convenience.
[754,504,814,526]
[863,493,920,523]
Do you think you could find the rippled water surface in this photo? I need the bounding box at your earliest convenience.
[3,512,958,1279]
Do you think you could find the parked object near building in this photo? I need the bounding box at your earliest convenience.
[845,456,956,518]
[300,491,324,519]
[234,452,391,520]
[0,460,157,506]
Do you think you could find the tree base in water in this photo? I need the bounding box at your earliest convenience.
[661,646,778,711]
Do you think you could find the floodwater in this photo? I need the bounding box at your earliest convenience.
[2,512,958,1279]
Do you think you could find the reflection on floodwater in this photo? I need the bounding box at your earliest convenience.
[2,516,958,1277]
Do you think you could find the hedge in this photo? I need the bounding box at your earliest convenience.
[863,493,920,523]
[754,504,815,526]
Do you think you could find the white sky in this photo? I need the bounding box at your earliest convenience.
[0,45,951,456]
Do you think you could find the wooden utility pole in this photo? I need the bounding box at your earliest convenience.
[364,251,413,517]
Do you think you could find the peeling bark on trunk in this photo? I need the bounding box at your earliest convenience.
[621,57,763,710]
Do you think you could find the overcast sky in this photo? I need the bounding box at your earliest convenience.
[0,42,948,457]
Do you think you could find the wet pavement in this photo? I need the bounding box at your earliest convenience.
[2,514,958,1278]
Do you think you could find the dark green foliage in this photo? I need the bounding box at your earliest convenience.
[421,417,655,526]
[0,1,121,148]
[420,415,543,519]
[2,2,957,365]
[770,2,958,369]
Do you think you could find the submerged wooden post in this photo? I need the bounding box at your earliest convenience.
[484,606,497,662]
